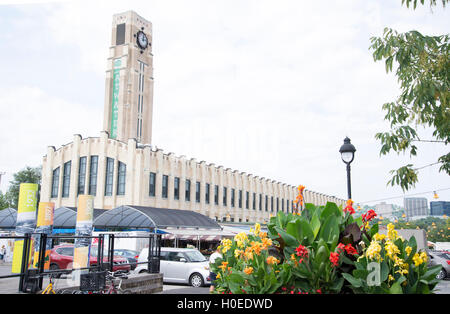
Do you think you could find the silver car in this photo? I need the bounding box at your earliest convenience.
[429,251,450,280]
[135,247,211,287]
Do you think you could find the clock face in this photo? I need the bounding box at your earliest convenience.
[137,31,148,49]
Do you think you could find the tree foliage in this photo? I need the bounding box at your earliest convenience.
[370,0,449,191]
[6,166,41,209]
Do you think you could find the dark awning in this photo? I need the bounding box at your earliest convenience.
[93,205,221,230]
[54,206,107,228]
[0,208,17,229]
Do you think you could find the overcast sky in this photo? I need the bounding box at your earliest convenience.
[0,0,448,207]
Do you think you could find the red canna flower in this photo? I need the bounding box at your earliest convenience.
[295,245,309,258]
[337,243,345,253]
[344,243,358,255]
[329,252,340,267]
[362,209,377,222]
[343,200,355,215]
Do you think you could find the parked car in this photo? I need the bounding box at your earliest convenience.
[429,251,450,280]
[49,244,131,274]
[134,247,211,287]
[113,249,140,270]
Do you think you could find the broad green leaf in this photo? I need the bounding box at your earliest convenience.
[311,213,321,239]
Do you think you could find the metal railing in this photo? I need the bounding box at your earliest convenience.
[0,232,161,293]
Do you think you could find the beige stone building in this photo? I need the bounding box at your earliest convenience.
[39,11,345,224]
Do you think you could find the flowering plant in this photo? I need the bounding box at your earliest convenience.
[266,194,369,293]
[342,223,442,293]
[210,224,291,294]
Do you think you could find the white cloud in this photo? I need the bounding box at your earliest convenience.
[0,86,101,191]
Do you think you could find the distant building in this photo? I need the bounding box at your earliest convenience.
[404,197,428,220]
[430,201,450,216]
[374,202,394,219]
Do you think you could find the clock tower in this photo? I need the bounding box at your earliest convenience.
[103,11,154,144]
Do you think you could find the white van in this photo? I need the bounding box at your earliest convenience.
[135,247,211,287]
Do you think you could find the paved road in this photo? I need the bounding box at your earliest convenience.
[160,283,209,294]
[0,263,449,294]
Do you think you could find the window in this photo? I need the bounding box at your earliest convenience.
[88,156,98,196]
[174,177,180,200]
[78,157,87,195]
[259,194,262,211]
[214,185,219,205]
[162,175,168,198]
[223,187,227,206]
[253,193,256,210]
[282,198,285,212]
[277,197,279,212]
[265,195,268,212]
[105,157,114,196]
[149,172,156,197]
[271,196,274,212]
[196,181,201,203]
[62,161,71,198]
[239,190,242,208]
[136,61,146,142]
[116,23,125,45]
[246,191,249,209]
[51,167,60,198]
[167,252,186,262]
[117,161,126,195]
[231,188,235,207]
[185,179,191,201]
[205,183,210,204]
[287,199,290,213]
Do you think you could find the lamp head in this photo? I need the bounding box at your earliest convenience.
[339,137,356,164]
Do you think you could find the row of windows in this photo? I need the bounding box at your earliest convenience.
[50,157,294,212]
[51,156,126,198]
[148,172,294,212]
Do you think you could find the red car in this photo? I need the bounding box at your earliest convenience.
[49,244,131,273]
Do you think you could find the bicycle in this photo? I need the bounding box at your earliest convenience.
[101,271,131,294]
[41,275,61,294]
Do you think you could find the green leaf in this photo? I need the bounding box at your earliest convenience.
[319,215,339,243]
[342,273,363,288]
[380,260,389,282]
[275,226,299,247]
[329,277,345,292]
[321,202,339,221]
[299,219,314,245]
[389,276,406,294]
[311,213,321,239]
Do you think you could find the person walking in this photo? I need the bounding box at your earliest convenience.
[0,245,6,263]
[209,246,222,293]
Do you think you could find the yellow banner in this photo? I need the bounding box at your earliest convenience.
[73,195,94,269]
[11,183,38,273]
[32,202,55,269]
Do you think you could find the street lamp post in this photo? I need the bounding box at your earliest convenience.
[339,137,356,200]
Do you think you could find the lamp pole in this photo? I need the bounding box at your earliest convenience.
[346,163,352,200]
[339,137,356,200]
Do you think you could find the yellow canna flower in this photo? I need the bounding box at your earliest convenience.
[366,240,382,261]
[405,246,412,255]
[373,233,386,242]
[243,266,253,275]
[385,240,400,260]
